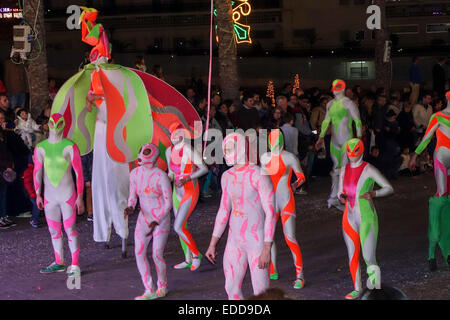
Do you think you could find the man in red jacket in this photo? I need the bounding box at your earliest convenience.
[23,154,42,228]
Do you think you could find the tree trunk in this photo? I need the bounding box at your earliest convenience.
[216,0,240,106]
[374,0,391,93]
[25,0,49,119]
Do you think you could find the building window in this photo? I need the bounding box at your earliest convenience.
[293,28,315,38]
[355,30,365,41]
[253,30,275,39]
[426,23,450,33]
[339,0,350,5]
[350,66,369,79]
[340,30,350,42]
[388,25,419,34]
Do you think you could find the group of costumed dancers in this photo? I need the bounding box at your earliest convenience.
[31,7,450,300]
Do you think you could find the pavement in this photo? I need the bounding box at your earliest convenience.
[1,171,450,300]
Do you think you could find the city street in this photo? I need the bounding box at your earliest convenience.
[1,172,449,300]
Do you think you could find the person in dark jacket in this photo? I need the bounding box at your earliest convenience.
[234,91,260,131]
[397,101,417,151]
[433,57,447,98]
[0,127,15,228]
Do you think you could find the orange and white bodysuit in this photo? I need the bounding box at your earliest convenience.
[260,129,306,289]
[207,132,276,300]
[165,125,208,271]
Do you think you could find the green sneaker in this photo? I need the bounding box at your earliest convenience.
[270,273,279,280]
[345,290,361,300]
[293,278,305,289]
[135,291,158,300]
[40,262,66,274]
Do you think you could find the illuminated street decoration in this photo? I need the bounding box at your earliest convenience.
[0,8,23,19]
[214,0,252,44]
[266,80,275,107]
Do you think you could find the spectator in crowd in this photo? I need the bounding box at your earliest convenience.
[211,93,222,110]
[264,107,283,129]
[0,125,15,229]
[152,65,164,80]
[281,83,293,96]
[289,94,299,108]
[195,96,207,118]
[82,151,94,221]
[366,146,382,171]
[388,97,401,116]
[310,97,329,135]
[15,108,41,149]
[4,53,28,109]
[432,57,447,98]
[186,87,197,106]
[22,154,41,228]
[412,93,433,137]
[215,100,234,135]
[134,55,147,72]
[398,147,411,176]
[0,94,15,126]
[48,78,58,102]
[433,97,444,113]
[373,95,389,149]
[235,91,260,130]
[360,95,375,131]
[276,95,292,116]
[381,109,402,179]
[280,112,298,156]
[397,101,416,151]
[345,87,354,99]
[409,56,422,105]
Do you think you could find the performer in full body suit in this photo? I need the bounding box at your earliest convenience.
[205,132,276,300]
[338,138,393,300]
[409,91,450,271]
[316,80,362,211]
[260,129,306,288]
[33,114,84,276]
[166,124,208,271]
[125,143,172,300]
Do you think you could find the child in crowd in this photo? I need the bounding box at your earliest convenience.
[399,147,411,176]
[15,108,41,149]
[23,154,42,228]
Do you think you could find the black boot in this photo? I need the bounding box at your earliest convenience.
[429,259,437,272]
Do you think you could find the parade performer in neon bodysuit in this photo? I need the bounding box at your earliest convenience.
[205,132,276,300]
[33,114,84,276]
[409,91,450,271]
[260,129,306,288]
[316,80,362,210]
[166,124,208,271]
[125,143,172,300]
[338,138,393,300]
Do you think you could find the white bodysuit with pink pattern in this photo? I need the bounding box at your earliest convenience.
[213,164,276,300]
[128,144,172,296]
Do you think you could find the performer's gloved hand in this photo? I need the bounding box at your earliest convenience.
[146,221,159,237]
[76,195,85,215]
[36,194,44,210]
[315,138,324,151]
[124,206,134,218]
[409,153,418,171]
[360,191,376,200]
[205,245,217,265]
[258,243,271,269]
[176,176,191,188]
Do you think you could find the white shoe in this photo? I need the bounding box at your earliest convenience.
[67,265,81,277]
[327,198,344,211]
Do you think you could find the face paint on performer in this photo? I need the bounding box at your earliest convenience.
[346,138,364,164]
[332,79,346,95]
[48,113,65,141]
[222,132,247,167]
[138,143,160,167]
[268,129,284,154]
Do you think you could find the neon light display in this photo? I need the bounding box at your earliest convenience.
[214,0,252,44]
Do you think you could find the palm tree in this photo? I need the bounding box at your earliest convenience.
[215,0,240,106]
[374,0,391,92]
[25,0,49,118]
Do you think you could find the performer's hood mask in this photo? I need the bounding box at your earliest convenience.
[222,132,247,166]
[332,79,346,96]
[169,123,187,146]
[346,138,364,164]
[48,114,65,140]
[268,129,284,154]
[446,91,450,101]
[138,143,160,167]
